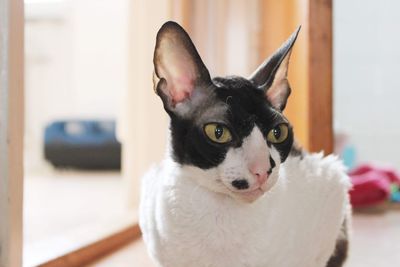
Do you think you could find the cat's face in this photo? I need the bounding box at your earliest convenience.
[153,21,299,203]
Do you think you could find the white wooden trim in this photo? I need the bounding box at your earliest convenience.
[0,0,24,266]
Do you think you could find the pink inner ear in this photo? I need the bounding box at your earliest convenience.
[159,47,198,105]
[169,75,195,104]
[265,55,290,110]
[266,84,283,106]
[266,80,289,110]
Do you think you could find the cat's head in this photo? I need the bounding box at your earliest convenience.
[153,21,300,203]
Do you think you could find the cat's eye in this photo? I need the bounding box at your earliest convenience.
[204,123,232,144]
[267,124,289,144]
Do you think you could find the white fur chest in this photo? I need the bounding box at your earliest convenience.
[139,154,351,267]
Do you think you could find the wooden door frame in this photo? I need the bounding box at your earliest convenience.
[0,0,24,266]
[307,0,333,153]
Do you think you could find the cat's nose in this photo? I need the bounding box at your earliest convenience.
[250,166,268,185]
[254,172,268,185]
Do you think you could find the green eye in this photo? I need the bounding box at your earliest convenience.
[204,123,232,144]
[267,124,289,143]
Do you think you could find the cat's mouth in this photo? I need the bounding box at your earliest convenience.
[240,188,265,202]
[215,175,271,203]
[228,186,266,203]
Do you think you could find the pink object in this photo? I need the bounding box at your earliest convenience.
[349,164,400,207]
[250,166,268,186]
[349,164,400,184]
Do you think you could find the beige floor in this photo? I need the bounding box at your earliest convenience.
[24,170,125,244]
[91,211,400,267]
[89,239,154,267]
[345,211,400,267]
[23,169,131,266]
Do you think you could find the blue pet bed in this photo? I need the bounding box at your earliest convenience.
[44,120,121,170]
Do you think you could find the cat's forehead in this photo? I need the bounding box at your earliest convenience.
[213,76,256,90]
[194,76,280,126]
[213,76,270,109]
[194,98,229,125]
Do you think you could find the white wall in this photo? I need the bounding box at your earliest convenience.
[24,0,129,171]
[334,0,400,167]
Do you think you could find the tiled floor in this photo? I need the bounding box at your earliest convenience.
[91,211,400,267]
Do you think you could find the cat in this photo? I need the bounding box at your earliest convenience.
[139,21,351,267]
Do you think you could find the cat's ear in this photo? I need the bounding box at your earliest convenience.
[249,26,300,111]
[153,21,212,113]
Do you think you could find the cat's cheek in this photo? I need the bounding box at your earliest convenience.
[180,164,240,198]
[261,147,282,190]
[261,172,279,192]
[269,147,282,169]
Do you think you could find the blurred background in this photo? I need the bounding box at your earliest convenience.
[21,0,400,266]
[23,0,130,265]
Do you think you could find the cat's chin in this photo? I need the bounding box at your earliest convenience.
[238,188,266,203]
[226,187,267,203]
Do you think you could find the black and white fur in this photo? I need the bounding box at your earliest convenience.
[139,21,351,267]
